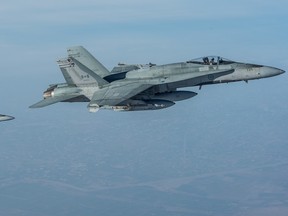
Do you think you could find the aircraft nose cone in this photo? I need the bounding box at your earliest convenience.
[279,69,285,75]
[0,115,14,122]
[260,66,285,78]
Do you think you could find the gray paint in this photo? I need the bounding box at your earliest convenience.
[30,48,285,112]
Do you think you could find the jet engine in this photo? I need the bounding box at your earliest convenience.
[43,84,81,99]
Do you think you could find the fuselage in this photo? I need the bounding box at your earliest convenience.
[35,55,285,112]
[123,57,284,89]
[102,56,284,99]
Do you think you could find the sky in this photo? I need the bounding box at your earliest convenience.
[0,1,288,215]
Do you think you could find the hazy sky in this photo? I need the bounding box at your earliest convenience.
[0,1,287,216]
[0,0,287,107]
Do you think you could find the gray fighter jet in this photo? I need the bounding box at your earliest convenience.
[0,114,14,122]
[30,46,285,112]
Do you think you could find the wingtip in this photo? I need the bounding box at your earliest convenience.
[29,103,39,109]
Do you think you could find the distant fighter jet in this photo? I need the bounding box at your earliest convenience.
[30,46,285,112]
[0,114,14,122]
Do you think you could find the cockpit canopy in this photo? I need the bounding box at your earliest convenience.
[187,56,235,65]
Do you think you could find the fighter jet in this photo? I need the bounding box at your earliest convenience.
[0,114,14,122]
[30,46,285,112]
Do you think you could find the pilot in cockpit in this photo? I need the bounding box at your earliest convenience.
[203,57,209,64]
[210,58,215,65]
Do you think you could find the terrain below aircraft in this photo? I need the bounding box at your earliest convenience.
[30,46,285,112]
[0,114,14,122]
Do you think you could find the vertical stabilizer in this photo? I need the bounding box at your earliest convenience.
[57,58,108,86]
[67,46,110,78]
[57,46,109,87]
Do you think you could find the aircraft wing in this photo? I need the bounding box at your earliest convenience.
[89,69,235,107]
[29,94,80,108]
[89,82,152,106]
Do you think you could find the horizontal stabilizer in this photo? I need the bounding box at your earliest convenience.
[29,94,80,108]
